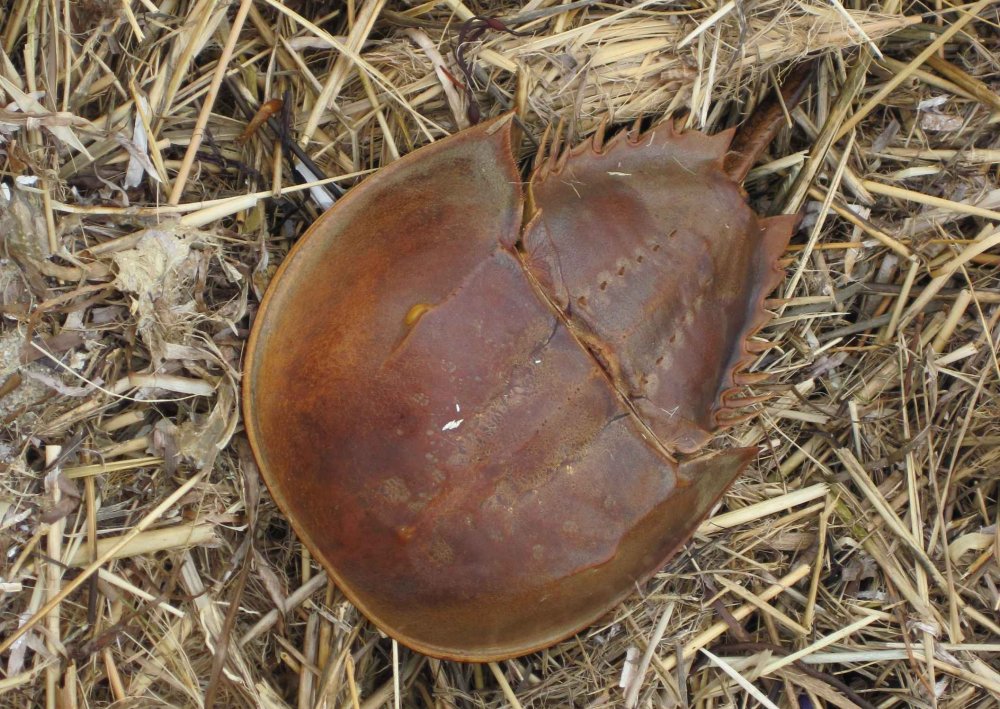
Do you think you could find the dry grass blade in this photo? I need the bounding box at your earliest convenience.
[699,647,780,709]
[1,0,997,705]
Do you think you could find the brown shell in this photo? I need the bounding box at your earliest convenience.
[243,114,794,661]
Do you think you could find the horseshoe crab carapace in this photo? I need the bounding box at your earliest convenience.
[243,81,805,660]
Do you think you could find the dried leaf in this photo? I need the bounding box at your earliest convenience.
[150,385,236,472]
[112,225,211,363]
[0,76,93,158]
[0,183,49,294]
[121,94,160,187]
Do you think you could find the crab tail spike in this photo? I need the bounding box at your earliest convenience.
[714,410,759,429]
[719,387,775,409]
[556,136,573,172]
[592,118,608,152]
[724,59,818,182]
[721,391,773,408]
[759,214,800,295]
[733,371,770,386]
[548,116,566,172]
[629,114,643,140]
[534,123,553,174]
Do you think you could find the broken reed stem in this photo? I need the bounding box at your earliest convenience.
[488,662,524,709]
[907,370,939,692]
[806,185,912,260]
[346,654,361,708]
[801,496,831,632]
[700,647,780,709]
[96,568,185,617]
[932,288,972,353]
[44,446,63,709]
[654,564,812,674]
[863,179,1000,222]
[876,146,1000,163]
[0,470,208,656]
[783,130,855,298]
[167,0,255,205]
[84,459,98,623]
[61,522,217,567]
[758,613,880,677]
[624,602,674,708]
[298,611,319,708]
[881,258,919,344]
[834,448,948,595]
[698,484,828,533]
[393,639,401,709]
[102,648,126,701]
[713,575,808,637]
[300,0,388,148]
[239,572,328,647]
[923,53,1000,113]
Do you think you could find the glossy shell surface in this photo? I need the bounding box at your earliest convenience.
[244,115,794,661]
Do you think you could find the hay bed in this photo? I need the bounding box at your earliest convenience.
[1,0,998,706]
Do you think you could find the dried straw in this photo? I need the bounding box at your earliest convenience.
[1,0,998,706]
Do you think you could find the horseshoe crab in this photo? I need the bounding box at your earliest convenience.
[244,93,800,661]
